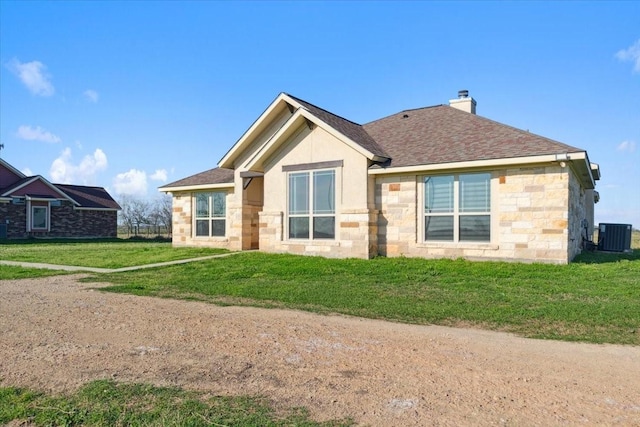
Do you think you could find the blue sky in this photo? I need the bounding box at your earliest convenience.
[1,1,638,227]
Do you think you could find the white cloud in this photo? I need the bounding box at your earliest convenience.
[83,89,99,103]
[150,169,168,182]
[113,169,148,196]
[21,167,33,176]
[7,58,55,96]
[616,140,637,153]
[16,125,61,143]
[50,147,108,185]
[615,39,640,73]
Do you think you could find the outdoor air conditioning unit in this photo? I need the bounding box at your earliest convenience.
[597,223,632,252]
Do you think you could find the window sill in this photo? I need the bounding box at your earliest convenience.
[282,240,340,247]
[193,236,228,242]
[416,242,499,250]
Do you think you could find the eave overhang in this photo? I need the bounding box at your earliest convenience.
[158,182,235,193]
[369,151,599,189]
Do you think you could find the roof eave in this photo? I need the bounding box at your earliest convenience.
[368,152,591,177]
[159,182,235,193]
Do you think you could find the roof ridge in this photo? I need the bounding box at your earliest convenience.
[56,183,110,190]
[363,104,445,126]
[285,93,364,127]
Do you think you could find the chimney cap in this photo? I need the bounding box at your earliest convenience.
[458,90,469,99]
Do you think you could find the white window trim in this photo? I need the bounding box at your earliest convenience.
[30,205,50,231]
[192,191,227,239]
[418,172,495,245]
[285,167,341,242]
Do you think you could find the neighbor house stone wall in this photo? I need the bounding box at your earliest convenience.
[0,201,117,239]
[376,165,578,264]
[0,202,27,239]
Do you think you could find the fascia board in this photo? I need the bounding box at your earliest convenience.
[218,93,302,169]
[74,207,120,211]
[159,182,235,193]
[368,152,588,176]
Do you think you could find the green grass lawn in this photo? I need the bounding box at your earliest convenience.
[0,239,226,269]
[0,380,351,427]
[2,238,639,344]
[85,248,640,345]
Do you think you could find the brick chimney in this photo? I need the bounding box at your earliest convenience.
[449,90,476,114]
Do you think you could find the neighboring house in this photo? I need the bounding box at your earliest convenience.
[0,158,120,239]
[160,91,600,264]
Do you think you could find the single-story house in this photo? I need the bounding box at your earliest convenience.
[160,91,600,264]
[0,158,121,239]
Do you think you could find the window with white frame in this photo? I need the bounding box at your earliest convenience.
[194,192,226,237]
[288,169,335,239]
[31,206,48,230]
[424,173,491,242]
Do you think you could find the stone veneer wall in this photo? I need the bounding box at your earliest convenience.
[567,169,588,261]
[376,165,578,264]
[242,203,262,250]
[0,201,117,238]
[0,202,26,238]
[259,209,376,258]
[171,190,241,250]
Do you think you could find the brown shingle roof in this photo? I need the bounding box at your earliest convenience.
[162,167,234,188]
[287,94,390,160]
[56,184,121,210]
[363,105,584,168]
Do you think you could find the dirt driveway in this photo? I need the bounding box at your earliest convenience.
[1,274,639,426]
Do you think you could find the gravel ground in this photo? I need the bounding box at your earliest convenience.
[1,274,639,426]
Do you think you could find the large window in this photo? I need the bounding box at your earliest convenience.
[195,192,226,237]
[288,170,335,239]
[424,173,491,242]
[31,206,48,230]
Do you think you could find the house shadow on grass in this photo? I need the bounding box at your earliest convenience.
[573,248,640,264]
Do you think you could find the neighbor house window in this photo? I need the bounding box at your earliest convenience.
[288,170,335,239]
[31,206,48,230]
[424,173,491,242]
[194,192,226,237]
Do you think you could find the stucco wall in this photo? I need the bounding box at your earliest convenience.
[259,124,375,258]
[376,164,580,264]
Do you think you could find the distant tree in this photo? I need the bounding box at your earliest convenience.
[118,195,151,236]
[149,194,173,237]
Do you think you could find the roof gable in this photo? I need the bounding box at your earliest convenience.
[363,105,585,168]
[0,158,27,189]
[0,158,119,209]
[219,93,390,170]
[2,176,72,200]
[286,94,389,160]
